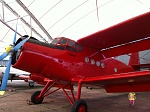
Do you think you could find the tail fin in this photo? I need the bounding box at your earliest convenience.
[128,52,140,66]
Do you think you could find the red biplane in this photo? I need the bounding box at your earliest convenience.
[1,11,150,112]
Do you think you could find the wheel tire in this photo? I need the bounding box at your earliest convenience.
[72,99,88,112]
[31,91,44,104]
[29,82,34,87]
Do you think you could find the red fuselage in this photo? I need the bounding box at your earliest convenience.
[12,37,133,83]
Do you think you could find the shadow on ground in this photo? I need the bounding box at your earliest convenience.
[0,81,150,112]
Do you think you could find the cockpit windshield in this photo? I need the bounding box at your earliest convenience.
[51,38,60,45]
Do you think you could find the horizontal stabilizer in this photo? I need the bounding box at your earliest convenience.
[132,63,150,70]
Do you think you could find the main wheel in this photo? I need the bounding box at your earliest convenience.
[31,91,44,104]
[72,99,88,112]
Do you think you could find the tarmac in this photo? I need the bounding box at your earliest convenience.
[0,80,150,112]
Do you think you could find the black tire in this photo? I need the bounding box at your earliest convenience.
[29,82,34,87]
[72,99,88,112]
[31,91,44,104]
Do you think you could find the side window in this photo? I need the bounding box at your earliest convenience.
[67,40,76,52]
[68,40,75,47]
[75,43,82,51]
[76,43,80,49]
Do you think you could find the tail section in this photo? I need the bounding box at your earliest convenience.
[128,52,140,66]
[128,52,140,71]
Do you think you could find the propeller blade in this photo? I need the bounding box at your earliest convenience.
[13,19,18,45]
[14,36,30,51]
[0,52,8,61]
[0,56,12,95]
[0,19,18,61]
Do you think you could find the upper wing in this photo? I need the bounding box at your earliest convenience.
[78,11,150,57]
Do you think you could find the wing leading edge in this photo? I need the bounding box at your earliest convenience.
[78,11,150,57]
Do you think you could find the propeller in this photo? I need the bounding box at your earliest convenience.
[0,22,30,95]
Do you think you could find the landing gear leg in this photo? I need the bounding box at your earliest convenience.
[30,80,88,112]
[72,81,88,112]
[31,80,76,105]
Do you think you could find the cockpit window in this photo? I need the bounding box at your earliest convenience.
[51,38,60,45]
[50,37,82,52]
[58,38,67,45]
[67,40,82,52]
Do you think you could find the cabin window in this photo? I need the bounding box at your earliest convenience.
[91,59,95,64]
[96,61,100,66]
[66,40,82,52]
[76,43,80,49]
[76,43,82,51]
[66,40,76,52]
[58,38,67,45]
[68,40,75,47]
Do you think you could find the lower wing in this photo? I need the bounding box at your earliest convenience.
[72,70,150,93]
